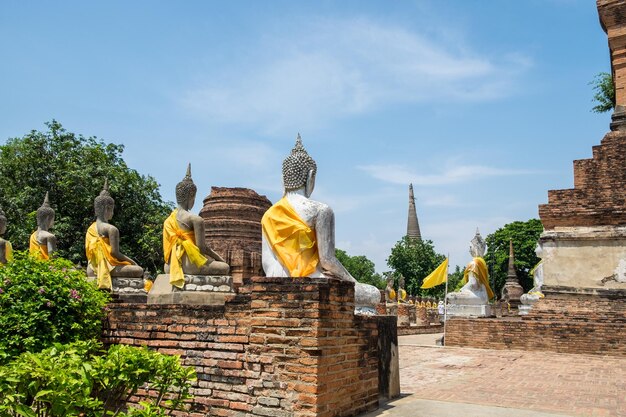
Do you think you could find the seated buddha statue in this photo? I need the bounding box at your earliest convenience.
[0,206,13,265]
[447,229,495,305]
[385,274,396,303]
[163,164,229,288]
[397,274,408,303]
[520,243,545,314]
[29,192,57,260]
[261,134,380,313]
[85,180,143,290]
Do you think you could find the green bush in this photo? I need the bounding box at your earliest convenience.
[0,252,110,360]
[0,341,196,417]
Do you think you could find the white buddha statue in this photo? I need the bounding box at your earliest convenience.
[519,243,545,315]
[447,229,495,316]
[261,134,380,313]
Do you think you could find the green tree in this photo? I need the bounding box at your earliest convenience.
[449,264,465,292]
[590,72,615,113]
[335,249,385,289]
[0,121,172,273]
[386,237,446,297]
[484,219,543,298]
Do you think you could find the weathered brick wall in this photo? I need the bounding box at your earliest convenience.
[598,0,626,107]
[103,277,380,417]
[539,131,626,229]
[445,296,626,356]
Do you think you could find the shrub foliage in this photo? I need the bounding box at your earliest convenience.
[0,341,196,417]
[0,252,109,360]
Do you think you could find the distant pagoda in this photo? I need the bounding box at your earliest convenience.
[407,184,422,240]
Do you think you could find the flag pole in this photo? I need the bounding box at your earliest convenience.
[442,253,450,346]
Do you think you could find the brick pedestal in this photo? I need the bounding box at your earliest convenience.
[103,277,388,417]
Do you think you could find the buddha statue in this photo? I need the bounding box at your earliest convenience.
[85,180,144,290]
[163,164,229,288]
[446,229,495,317]
[519,243,545,315]
[0,206,13,265]
[385,274,396,303]
[261,134,380,313]
[397,274,408,303]
[29,192,57,260]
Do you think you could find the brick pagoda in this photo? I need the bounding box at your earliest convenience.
[199,187,272,286]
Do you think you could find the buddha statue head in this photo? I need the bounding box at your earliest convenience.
[176,163,197,210]
[94,179,115,221]
[282,134,317,197]
[399,274,405,290]
[469,228,486,258]
[36,192,55,230]
[0,206,7,236]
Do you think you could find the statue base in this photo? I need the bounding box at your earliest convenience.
[112,277,147,303]
[446,303,494,318]
[518,293,542,316]
[147,274,235,305]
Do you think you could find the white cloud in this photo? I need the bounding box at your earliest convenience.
[182,18,531,134]
[358,162,534,186]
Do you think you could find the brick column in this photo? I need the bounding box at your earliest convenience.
[242,277,379,417]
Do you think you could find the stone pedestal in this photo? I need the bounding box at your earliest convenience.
[446,303,494,318]
[111,277,147,303]
[385,303,397,316]
[147,274,235,305]
[409,304,417,324]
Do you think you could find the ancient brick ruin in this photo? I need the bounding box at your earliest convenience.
[200,187,272,286]
[104,277,397,417]
[446,0,626,357]
[538,131,626,229]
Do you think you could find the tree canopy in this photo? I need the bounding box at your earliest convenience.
[335,249,385,289]
[0,121,172,273]
[484,218,543,298]
[386,237,446,297]
[590,72,615,113]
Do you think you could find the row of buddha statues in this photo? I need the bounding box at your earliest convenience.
[0,134,542,316]
[0,166,230,292]
[0,135,381,312]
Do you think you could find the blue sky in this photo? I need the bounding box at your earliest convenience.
[0,1,612,272]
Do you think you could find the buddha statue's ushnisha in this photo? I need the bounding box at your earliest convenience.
[0,206,13,265]
[261,134,380,313]
[163,164,229,288]
[29,192,57,260]
[85,180,143,290]
[447,229,495,305]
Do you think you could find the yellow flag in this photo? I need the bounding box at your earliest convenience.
[421,258,449,289]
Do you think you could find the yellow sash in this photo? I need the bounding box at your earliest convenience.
[261,197,319,277]
[29,231,49,260]
[463,257,495,300]
[529,260,545,298]
[85,223,131,290]
[0,241,12,265]
[163,210,208,288]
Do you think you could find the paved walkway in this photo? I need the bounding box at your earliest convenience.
[365,334,625,417]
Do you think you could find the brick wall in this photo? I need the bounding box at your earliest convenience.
[445,295,626,356]
[103,277,381,417]
[539,131,626,229]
